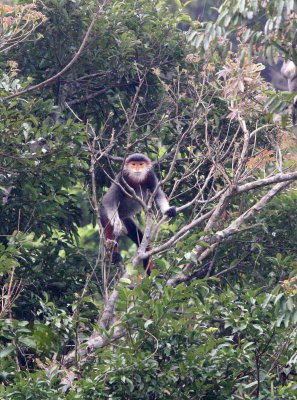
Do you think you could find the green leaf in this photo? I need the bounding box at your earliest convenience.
[120,278,132,285]
[19,336,37,349]
[144,319,154,329]
[0,345,15,358]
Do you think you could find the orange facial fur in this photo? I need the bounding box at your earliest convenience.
[127,161,148,173]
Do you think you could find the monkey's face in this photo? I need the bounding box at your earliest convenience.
[127,161,147,173]
[124,160,151,182]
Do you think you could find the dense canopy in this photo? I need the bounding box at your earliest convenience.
[0,1,297,399]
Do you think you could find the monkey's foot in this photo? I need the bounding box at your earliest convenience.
[144,257,154,276]
[111,252,122,264]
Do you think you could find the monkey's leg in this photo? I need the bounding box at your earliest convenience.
[123,217,154,275]
[100,213,122,264]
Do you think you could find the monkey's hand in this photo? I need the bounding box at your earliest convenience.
[164,206,177,218]
[111,215,123,237]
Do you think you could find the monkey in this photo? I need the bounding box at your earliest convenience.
[281,60,297,92]
[280,60,297,124]
[100,153,177,275]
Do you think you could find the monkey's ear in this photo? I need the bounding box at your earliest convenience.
[165,206,177,218]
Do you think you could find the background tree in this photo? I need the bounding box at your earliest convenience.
[187,0,297,118]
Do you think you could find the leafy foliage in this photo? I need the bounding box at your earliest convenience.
[0,1,296,399]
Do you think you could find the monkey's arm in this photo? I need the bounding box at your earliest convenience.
[155,186,176,218]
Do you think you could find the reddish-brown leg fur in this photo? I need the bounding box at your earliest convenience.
[100,214,122,264]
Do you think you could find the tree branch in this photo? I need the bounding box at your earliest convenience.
[167,181,290,286]
[237,171,297,194]
[2,1,108,101]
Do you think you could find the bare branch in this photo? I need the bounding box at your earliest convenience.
[167,181,290,287]
[237,171,297,194]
